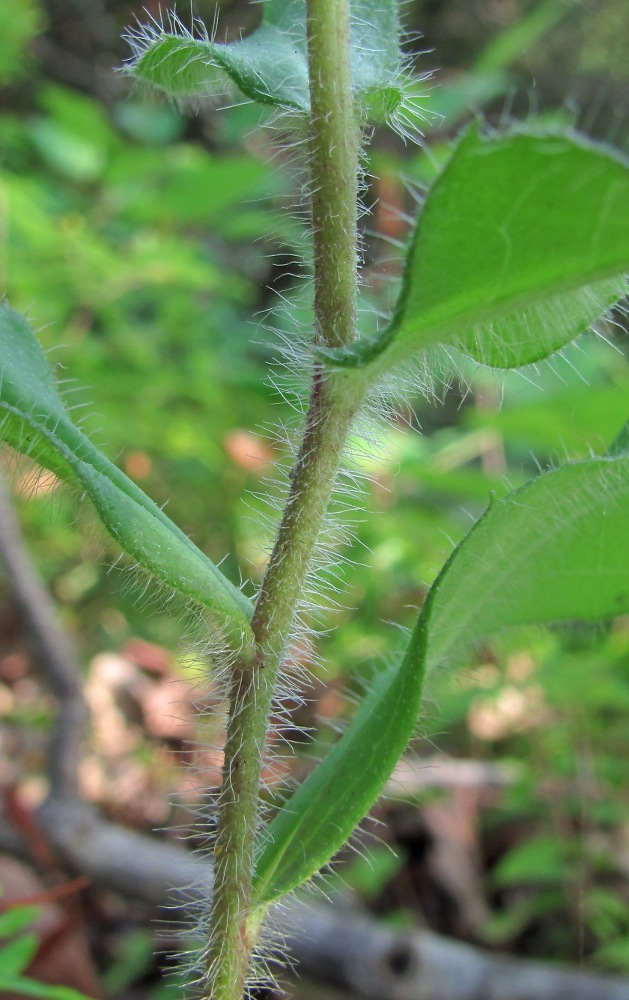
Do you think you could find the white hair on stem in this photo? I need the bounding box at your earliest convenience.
[120,6,628,995]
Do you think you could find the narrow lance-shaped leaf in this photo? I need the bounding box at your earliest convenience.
[0,935,39,977]
[252,615,427,907]
[252,445,629,907]
[0,977,93,1000]
[124,0,418,129]
[0,303,253,642]
[321,127,629,374]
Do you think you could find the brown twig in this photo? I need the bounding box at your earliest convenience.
[0,471,89,800]
[1,799,628,1000]
[0,875,89,912]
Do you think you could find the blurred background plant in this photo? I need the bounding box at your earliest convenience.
[1,0,629,996]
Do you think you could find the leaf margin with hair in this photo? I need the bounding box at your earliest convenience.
[0,303,253,640]
[251,614,427,907]
[424,449,629,673]
[251,444,629,906]
[320,126,629,374]
[124,0,413,127]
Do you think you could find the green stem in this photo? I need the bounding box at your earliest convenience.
[307,0,360,350]
[203,0,365,995]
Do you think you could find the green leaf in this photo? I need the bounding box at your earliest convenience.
[127,1,309,112]
[125,0,413,128]
[253,449,629,905]
[425,452,629,672]
[0,976,93,1000]
[592,939,629,973]
[0,907,39,939]
[0,0,40,85]
[420,71,509,130]
[609,419,629,457]
[252,617,427,906]
[491,835,571,888]
[322,127,629,373]
[475,0,574,73]
[0,935,39,976]
[0,303,253,638]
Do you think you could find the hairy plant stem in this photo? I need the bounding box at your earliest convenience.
[307,0,360,350]
[203,0,365,996]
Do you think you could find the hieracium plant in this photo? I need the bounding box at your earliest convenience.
[1,0,629,997]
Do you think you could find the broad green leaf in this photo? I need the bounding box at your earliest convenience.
[252,617,427,906]
[322,127,629,373]
[253,449,629,905]
[125,0,411,127]
[0,304,253,638]
[425,452,629,672]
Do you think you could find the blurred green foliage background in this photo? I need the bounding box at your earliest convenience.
[1,0,629,982]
